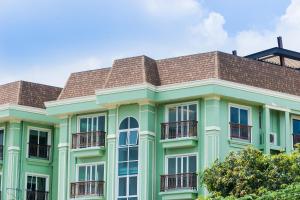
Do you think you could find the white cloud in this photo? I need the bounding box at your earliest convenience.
[0,56,104,87]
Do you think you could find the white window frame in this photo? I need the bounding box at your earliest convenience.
[75,162,105,197]
[27,127,52,159]
[228,103,252,142]
[24,173,50,200]
[77,113,107,133]
[116,117,139,200]
[164,153,198,189]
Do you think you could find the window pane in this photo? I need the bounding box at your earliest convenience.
[168,107,176,122]
[293,119,300,134]
[118,177,127,196]
[37,177,46,191]
[119,118,129,130]
[240,109,248,125]
[129,176,137,195]
[177,157,182,174]
[129,198,138,200]
[98,116,105,131]
[78,166,86,181]
[27,176,33,190]
[177,106,182,121]
[39,131,48,145]
[230,107,239,124]
[97,165,104,181]
[88,118,92,132]
[129,161,138,175]
[189,104,197,121]
[29,130,39,144]
[0,130,3,145]
[118,163,128,176]
[189,156,196,173]
[168,158,176,174]
[129,131,138,145]
[80,118,88,132]
[183,157,187,173]
[91,166,96,181]
[182,106,188,121]
[119,147,128,162]
[119,132,127,146]
[93,117,97,131]
[129,117,138,129]
[129,147,138,161]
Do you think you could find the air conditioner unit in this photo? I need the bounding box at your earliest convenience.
[270,132,277,145]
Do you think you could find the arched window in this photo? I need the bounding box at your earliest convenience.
[117,117,139,200]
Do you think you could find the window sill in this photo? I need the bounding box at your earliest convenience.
[26,157,51,166]
[70,195,104,200]
[228,139,252,148]
[160,137,198,149]
[159,189,197,200]
[71,146,105,158]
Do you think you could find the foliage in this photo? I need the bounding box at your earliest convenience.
[202,146,300,198]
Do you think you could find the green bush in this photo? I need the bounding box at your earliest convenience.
[202,146,300,198]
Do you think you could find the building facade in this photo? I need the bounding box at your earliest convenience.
[1,48,300,200]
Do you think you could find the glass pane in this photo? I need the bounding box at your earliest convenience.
[293,119,300,134]
[93,117,97,131]
[118,177,127,196]
[129,161,138,175]
[129,147,138,161]
[29,130,39,144]
[97,165,104,181]
[182,106,188,121]
[240,109,248,125]
[0,130,3,145]
[39,131,48,145]
[168,158,176,174]
[119,118,129,130]
[189,104,197,121]
[177,157,182,174]
[98,116,105,131]
[230,107,239,124]
[78,166,86,181]
[119,147,128,162]
[80,118,88,132]
[27,176,34,190]
[189,156,196,173]
[129,131,138,145]
[183,157,187,173]
[118,162,128,176]
[129,176,137,195]
[119,132,127,146]
[168,107,176,122]
[129,198,138,200]
[91,166,96,181]
[37,177,46,191]
[129,117,139,129]
[88,118,92,132]
[87,166,91,181]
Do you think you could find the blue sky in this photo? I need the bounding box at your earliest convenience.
[0,0,299,86]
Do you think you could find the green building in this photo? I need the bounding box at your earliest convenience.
[1,45,300,200]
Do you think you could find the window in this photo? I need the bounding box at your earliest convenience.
[118,117,139,200]
[293,119,300,145]
[229,105,251,141]
[163,103,197,139]
[162,155,197,191]
[0,129,3,160]
[79,115,105,133]
[28,129,51,159]
[26,175,49,200]
[73,164,104,197]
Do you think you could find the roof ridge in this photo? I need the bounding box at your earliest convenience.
[16,80,23,105]
[103,62,114,89]
[141,56,146,83]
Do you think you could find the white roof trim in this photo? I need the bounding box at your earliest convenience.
[45,95,96,107]
[0,103,47,115]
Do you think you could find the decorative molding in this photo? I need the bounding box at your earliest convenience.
[58,143,69,148]
[204,95,220,101]
[96,83,156,95]
[0,103,46,115]
[205,126,221,131]
[107,134,116,139]
[140,131,156,137]
[265,104,291,112]
[45,95,96,107]
[8,146,20,151]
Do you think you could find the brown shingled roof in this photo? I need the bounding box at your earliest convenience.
[59,51,300,100]
[0,81,62,108]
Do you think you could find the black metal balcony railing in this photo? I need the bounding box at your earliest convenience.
[26,190,49,200]
[161,120,198,140]
[28,143,51,160]
[229,123,252,142]
[0,145,3,160]
[160,173,197,192]
[72,131,106,149]
[70,181,104,198]
[293,134,300,146]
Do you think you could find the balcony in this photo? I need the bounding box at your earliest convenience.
[28,143,51,160]
[26,190,49,200]
[160,121,198,149]
[70,181,104,199]
[71,131,106,158]
[229,123,252,143]
[160,173,197,199]
[293,134,300,147]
